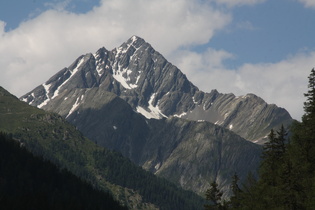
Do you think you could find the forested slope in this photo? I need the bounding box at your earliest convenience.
[205,68,315,210]
[0,132,127,210]
[0,86,205,210]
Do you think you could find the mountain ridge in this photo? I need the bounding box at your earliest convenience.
[21,35,292,144]
[18,35,292,196]
[21,83,262,197]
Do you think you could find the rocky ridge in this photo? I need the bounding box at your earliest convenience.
[19,36,293,196]
[21,36,292,144]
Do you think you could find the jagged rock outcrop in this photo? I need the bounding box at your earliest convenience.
[21,36,292,143]
[23,86,261,196]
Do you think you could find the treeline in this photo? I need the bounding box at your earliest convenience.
[205,68,315,210]
[93,149,205,210]
[0,132,127,210]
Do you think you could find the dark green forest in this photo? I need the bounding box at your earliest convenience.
[93,149,205,210]
[0,132,127,210]
[205,68,315,210]
[25,136,205,210]
[0,86,205,210]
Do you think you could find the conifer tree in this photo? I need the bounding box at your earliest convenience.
[301,67,315,167]
[303,68,315,125]
[229,68,315,209]
[249,126,287,208]
[288,68,315,208]
[229,173,243,209]
[204,181,224,210]
[260,128,286,186]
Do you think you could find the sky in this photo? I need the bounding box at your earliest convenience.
[0,0,315,120]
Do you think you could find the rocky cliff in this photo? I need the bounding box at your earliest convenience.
[21,36,292,143]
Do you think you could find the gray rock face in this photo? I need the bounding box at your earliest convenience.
[35,87,261,197]
[19,36,292,196]
[21,35,292,143]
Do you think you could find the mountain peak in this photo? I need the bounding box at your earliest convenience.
[21,36,292,143]
[116,35,147,54]
[129,35,144,43]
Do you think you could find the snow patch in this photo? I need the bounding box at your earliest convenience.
[94,53,105,77]
[66,97,80,118]
[52,57,85,100]
[136,106,154,119]
[96,63,103,77]
[38,83,52,108]
[192,96,198,104]
[229,124,233,130]
[29,93,36,104]
[155,162,161,170]
[131,35,138,43]
[174,112,187,118]
[66,94,84,118]
[93,53,99,59]
[224,112,230,119]
[113,126,118,130]
[111,36,144,89]
[135,71,142,84]
[215,120,223,125]
[112,66,138,89]
[148,93,167,118]
[136,94,167,119]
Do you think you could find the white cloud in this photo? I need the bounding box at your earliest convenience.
[0,0,231,97]
[0,0,313,121]
[174,48,315,120]
[298,0,315,9]
[45,0,73,11]
[211,0,266,7]
[0,20,6,37]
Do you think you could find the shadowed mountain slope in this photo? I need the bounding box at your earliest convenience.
[0,86,205,210]
[21,36,292,143]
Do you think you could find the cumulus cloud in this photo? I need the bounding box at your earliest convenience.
[174,48,315,120]
[0,0,313,121]
[0,20,5,36]
[298,0,315,9]
[0,0,231,97]
[44,0,73,11]
[211,0,266,7]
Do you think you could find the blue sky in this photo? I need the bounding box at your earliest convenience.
[0,0,100,30]
[0,0,315,120]
[209,0,315,67]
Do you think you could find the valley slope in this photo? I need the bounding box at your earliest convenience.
[0,86,205,210]
[22,86,262,196]
[19,36,291,196]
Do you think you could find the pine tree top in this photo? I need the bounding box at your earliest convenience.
[303,68,315,127]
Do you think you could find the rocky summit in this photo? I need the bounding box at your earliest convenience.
[20,36,292,196]
[21,35,292,144]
